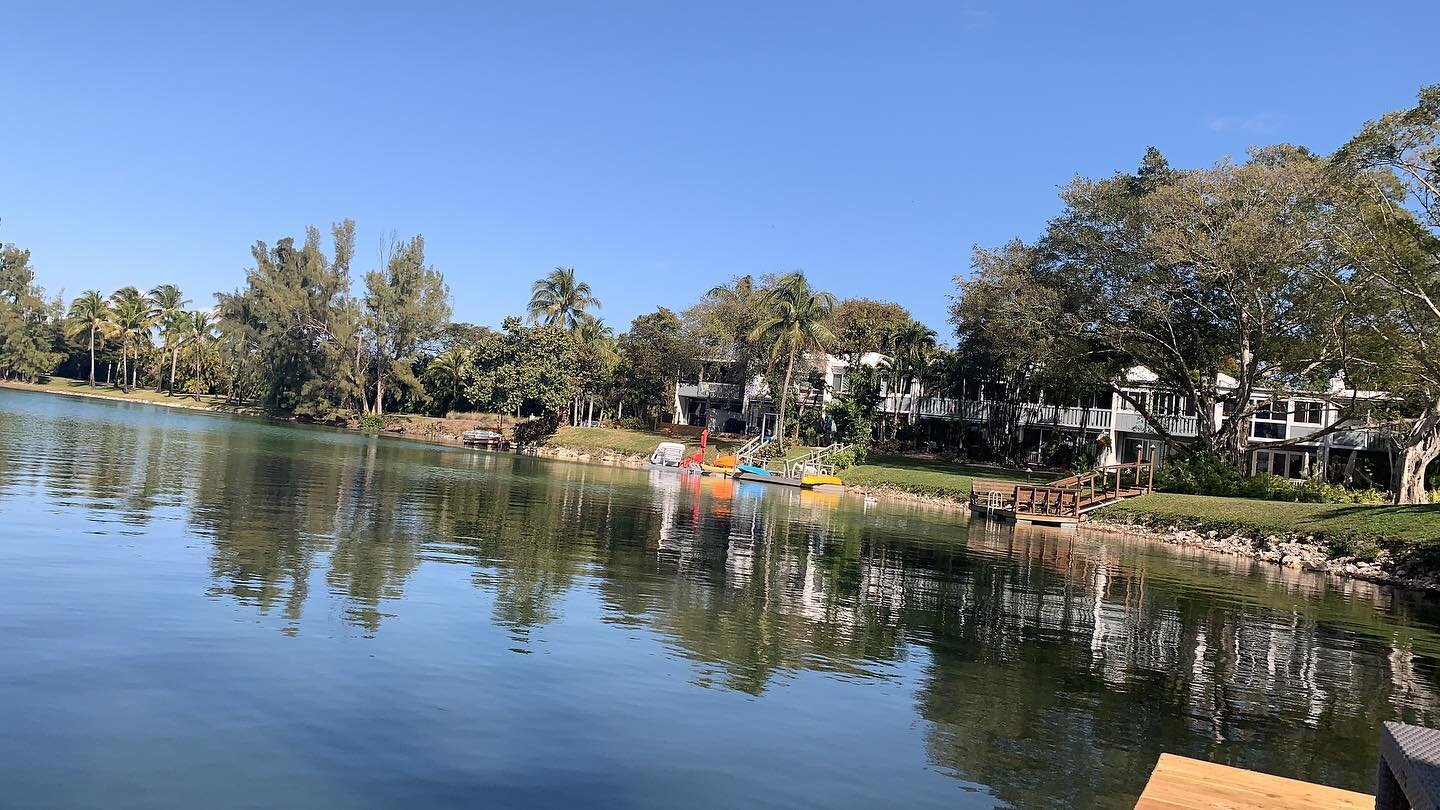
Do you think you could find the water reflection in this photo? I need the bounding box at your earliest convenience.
[2,387,1439,807]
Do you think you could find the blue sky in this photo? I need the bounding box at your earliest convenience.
[2,1,1436,336]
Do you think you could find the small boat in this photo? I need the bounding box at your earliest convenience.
[699,463,737,477]
[461,429,504,448]
[646,441,688,468]
[801,474,843,489]
[733,467,803,488]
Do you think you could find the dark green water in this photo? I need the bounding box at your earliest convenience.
[3,387,1439,808]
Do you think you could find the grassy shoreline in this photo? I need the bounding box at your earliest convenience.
[838,454,1035,503]
[0,377,255,413]
[1092,493,1440,571]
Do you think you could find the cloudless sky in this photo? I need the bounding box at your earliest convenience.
[2,1,1436,336]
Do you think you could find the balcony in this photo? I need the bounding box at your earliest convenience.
[676,381,743,401]
[1113,411,1198,438]
[886,396,1115,431]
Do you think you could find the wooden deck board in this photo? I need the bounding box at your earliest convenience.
[1134,754,1371,809]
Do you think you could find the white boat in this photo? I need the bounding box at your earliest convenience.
[647,441,687,467]
[461,429,504,447]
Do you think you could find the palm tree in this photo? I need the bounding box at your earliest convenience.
[574,315,617,425]
[528,267,601,330]
[887,320,937,444]
[148,284,190,395]
[749,272,836,449]
[423,349,469,414]
[66,290,112,387]
[109,287,155,392]
[186,310,216,399]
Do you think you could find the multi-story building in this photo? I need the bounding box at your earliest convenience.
[673,356,1393,483]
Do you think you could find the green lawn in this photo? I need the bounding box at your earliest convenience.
[1095,493,1440,559]
[838,454,1038,502]
[1,376,241,411]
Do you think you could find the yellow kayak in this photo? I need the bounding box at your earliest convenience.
[801,474,843,488]
[701,463,738,477]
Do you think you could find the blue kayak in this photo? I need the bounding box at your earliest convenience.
[735,464,771,476]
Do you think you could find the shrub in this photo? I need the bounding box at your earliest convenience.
[1155,452,1389,504]
[827,448,861,470]
[1153,453,1246,496]
[616,416,650,431]
[513,414,560,445]
[358,413,384,434]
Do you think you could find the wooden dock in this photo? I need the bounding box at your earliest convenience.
[1135,753,1372,809]
[968,452,1156,527]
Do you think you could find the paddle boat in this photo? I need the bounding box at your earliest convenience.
[646,441,688,468]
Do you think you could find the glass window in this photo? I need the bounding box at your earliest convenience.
[1287,453,1305,479]
[1294,401,1323,425]
[1252,422,1286,440]
[1255,451,1270,473]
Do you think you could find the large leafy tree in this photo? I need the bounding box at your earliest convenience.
[218,221,361,418]
[1036,146,1343,465]
[951,241,1106,459]
[1329,85,1440,503]
[830,298,913,358]
[0,243,61,382]
[364,234,451,416]
[527,267,600,331]
[749,272,835,448]
[613,308,696,423]
[464,317,582,419]
[66,289,112,387]
[148,283,190,395]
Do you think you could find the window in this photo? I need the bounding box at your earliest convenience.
[833,372,847,393]
[1293,400,1323,425]
[1251,398,1287,439]
[1252,449,1312,480]
[1253,399,1284,421]
[1118,391,1147,412]
[1253,422,1286,439]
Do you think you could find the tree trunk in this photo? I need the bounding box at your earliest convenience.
[169,346,179,395]
[118,342,127,391]
[194,348,202,398]
[775,348,796,451]
[1394,402,1440,505]
[87,326,96,387]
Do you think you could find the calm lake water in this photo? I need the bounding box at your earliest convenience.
[3,387,1440,808]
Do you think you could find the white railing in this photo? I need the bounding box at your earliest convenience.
[882,396,1114,431]
[1113,411,1198,438]
[676,381,744,400]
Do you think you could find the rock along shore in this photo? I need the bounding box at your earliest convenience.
[1084,518,1440,593]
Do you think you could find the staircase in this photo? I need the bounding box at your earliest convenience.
[776,442,850,478]
[969,452,1156,526]
[733,433,773,465]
